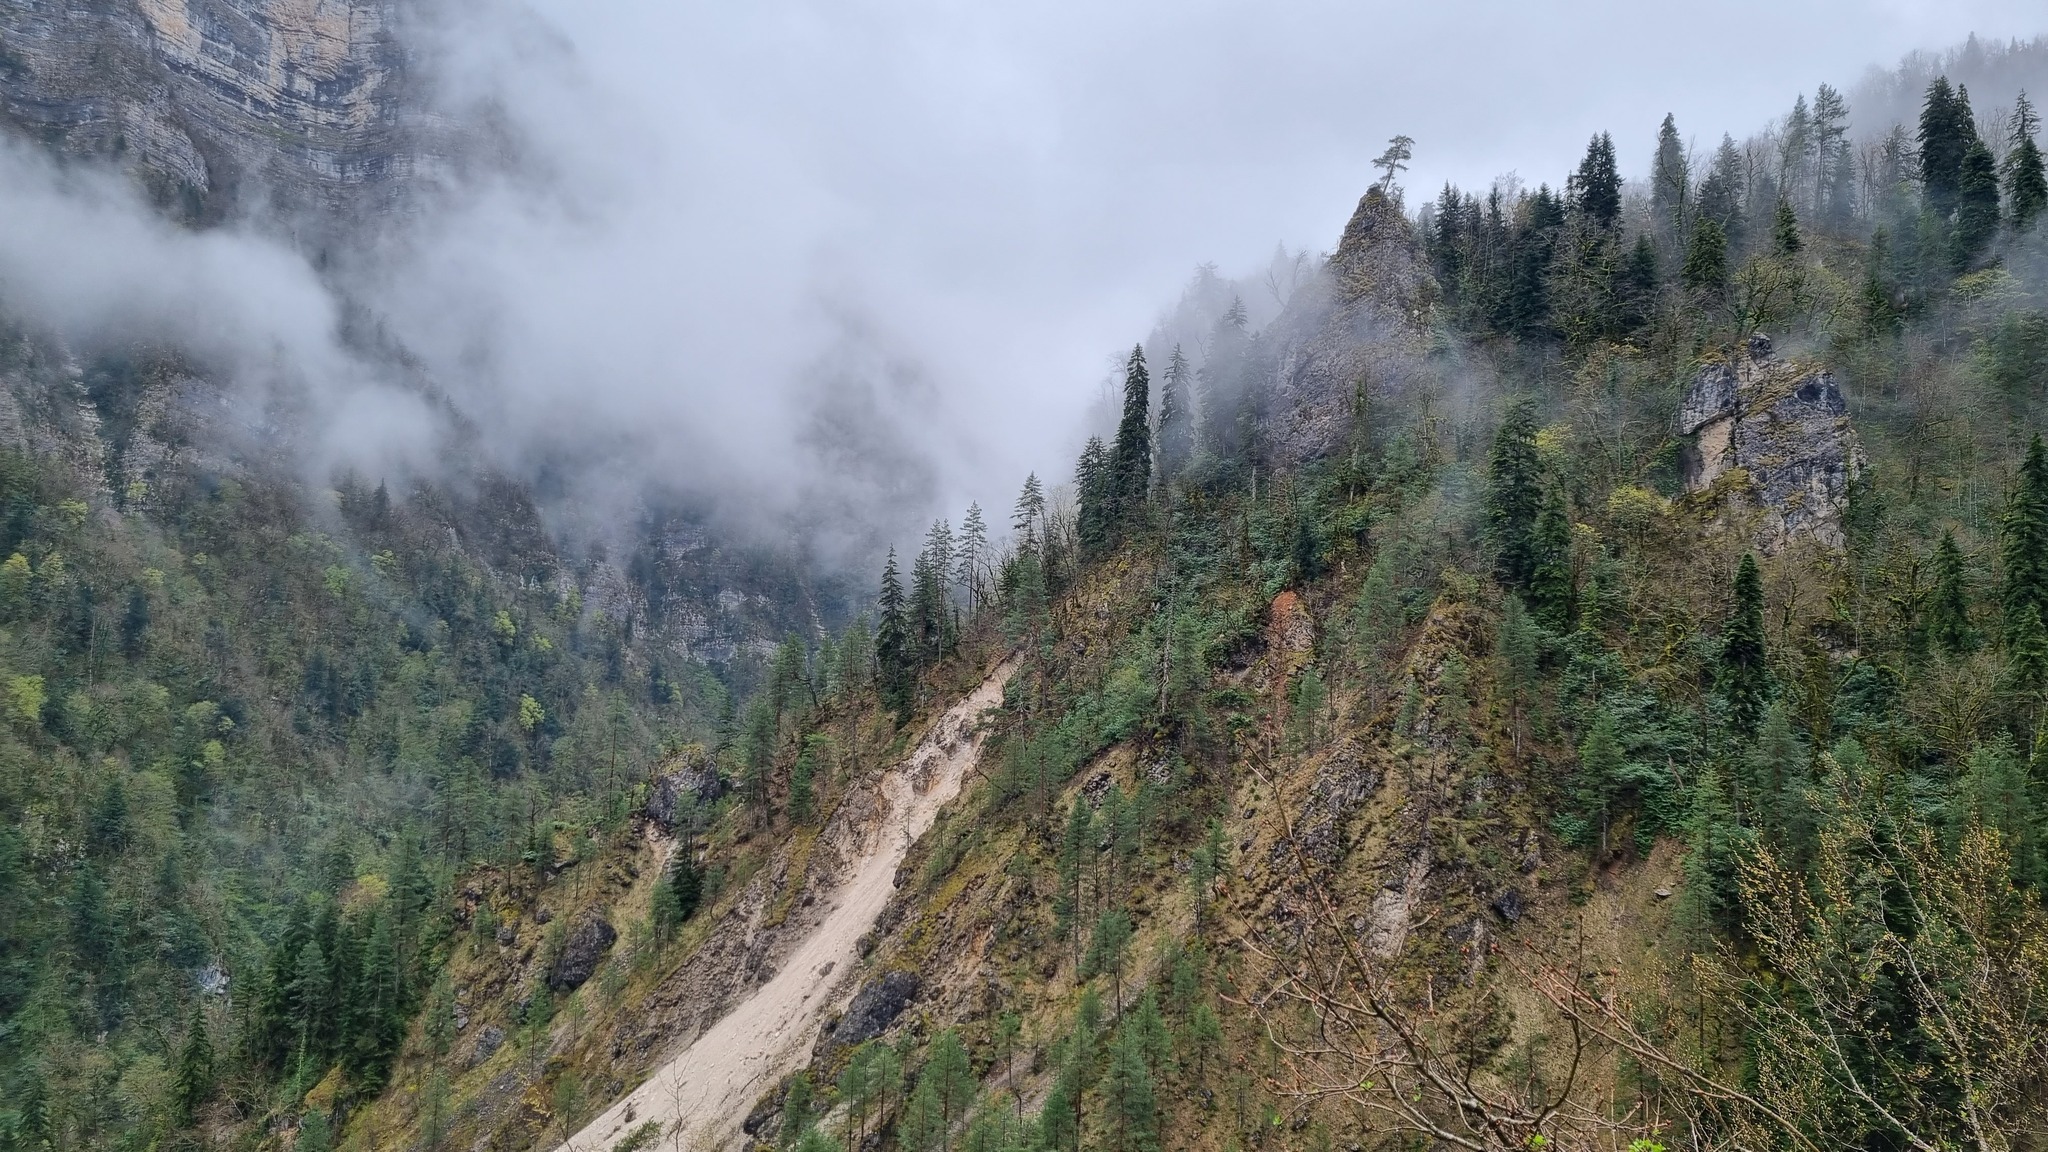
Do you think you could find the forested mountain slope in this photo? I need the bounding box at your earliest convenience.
[7,25,2048,1152]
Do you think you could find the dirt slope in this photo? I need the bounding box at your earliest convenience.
[558,659,1017,1152]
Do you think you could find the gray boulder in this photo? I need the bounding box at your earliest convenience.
[548,916,617,992]
[824,971,919,1053]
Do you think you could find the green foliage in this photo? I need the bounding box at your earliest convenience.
[1716,555,1771,740]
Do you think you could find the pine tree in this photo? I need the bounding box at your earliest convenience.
[1055,798,1090,959]
[1573,132,1621,228]
[1780,93,1815,206]
[2006,92,2048,234]
[1188,817,1225,932]
[1529,487,1574,628]
[1717,554,1771,741]
[876,550,913,723]
[1930,529,1978,656]
[2001,436,2048,646]
[1110,345,1152,527]
[1155,345,1194,489]
[1683,218,1729,297]
[1651,113,1689,242]
[1952,138,2002,269]
[1486,400,1543,590]
[1772,197,1803,255]
[911,521,953,662]
[173,1003,214,1124]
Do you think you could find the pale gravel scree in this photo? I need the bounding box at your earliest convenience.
[558,658,1019,1152]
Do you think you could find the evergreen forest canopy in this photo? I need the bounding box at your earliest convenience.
[5,31,2048,1152]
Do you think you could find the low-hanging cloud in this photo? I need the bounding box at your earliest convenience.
[3,0,2046,566]
[0,136,441,480]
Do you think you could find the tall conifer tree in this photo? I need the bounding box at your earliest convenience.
[2005,92,2048,234]
[875,550,912,723]
[1717,554,1771,740]
[1487,400,1544,590]
[2002,436,2048,646]
[1155,345,1194,489]
[1930,529,1978,656]
[1651,114,1689,242]
[1110,345,1152,528]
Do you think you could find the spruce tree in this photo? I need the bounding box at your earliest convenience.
[1110,345,1152,528]
[2005,92,2048,234]
[955,503,987,612]
[1650,113,1689,242]
[1919,76,1977,216]
[1155,345,1194,489]
[173,1004,214,1124]
[1573,132,1621,228]
[1772,197,1803,255]
[1683,218,1729,297]
[1529,487,1575,628]
[1696,135,1745,242]
[1486,400,1543,590]
[1812,83,1853,224]
[779,1073,814,1148]
[1930,529,1978,656]
[1574,709,1626,856]
[1717,554,1771,741]
[875,550,913,723]
[925,1028,974,1132]
[1952,138,2002,269]
[2002,436,2048,647]
[1076,437,1113,561]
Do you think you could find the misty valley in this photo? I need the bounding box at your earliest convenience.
[3,5,2048,1152]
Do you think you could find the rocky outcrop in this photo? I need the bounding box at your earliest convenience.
[645,749,726,830]
[1256,186,1441,468]
[1678,334,1863,552]
[821,970,918,1054]
[0,0,413,223]
[549,916,618,992]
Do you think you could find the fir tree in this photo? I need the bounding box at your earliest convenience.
[1076,436,1113,561]
[1812,83,1853,224]
[1486,400,1544,590]
[173,1004,214,1124]
[1155,345,1194,489]
[1650,113,1689,242]
[1952,138,2002,269]
[2006,92,2048,234]
[1772,197,1803,255]
[1573,709,1626,856]
[1919,76,1977,217]
[955,503,988,612]
[1717,554,1771,741]
[1528,487,1575,628]
[1683,218,1729,297]
[1011,473,1046,553]
[1573,132,1621,228]
[876,550,913,723]
[1696,134,1745,242]
[652,849,702,942]
[1930,529,1978,656]
[1110,345,1152,528]
[2001,436,2048,646]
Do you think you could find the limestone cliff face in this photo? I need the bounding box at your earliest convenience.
[0,0,409,223]
[1255,185,1441,468]
[1678,334,1863,552]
